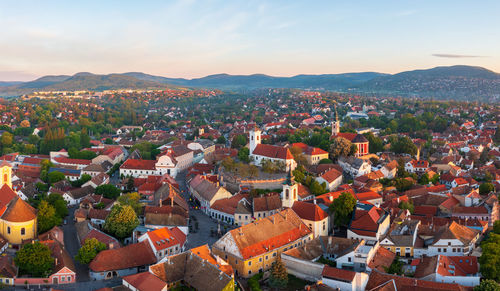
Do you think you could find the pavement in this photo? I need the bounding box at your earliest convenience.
[176,171,230,249]
[62,206,90,282]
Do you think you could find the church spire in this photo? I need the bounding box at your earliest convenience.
[331,104,340,136]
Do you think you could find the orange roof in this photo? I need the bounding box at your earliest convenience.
[1,196,36,222]
[291,201,328,222]
[0,184,17,217]
[89,241,156,272]
[322,266,356,282]
[252,144,294,160]
[356,191,382,201]
[145,227,183,251]
[190,245,233,276]
[123,272,167,291]
[319,168,342,183]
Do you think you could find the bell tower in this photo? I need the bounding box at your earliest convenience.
[282,171,298,208]
[331,104,340,136]
[0,161,12,188]
[249,127,261,154]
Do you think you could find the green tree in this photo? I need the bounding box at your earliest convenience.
[48,171,66,184]
[231,134,247,149]
[75,238,107,264]
[117,192,143,215]
[216,136,226,144]
[0,131,13,148]
[104,205,139,239]
[480,183,495,195]
[221,157,235,172]
[47,193,69,218]
[399,201,414,214]
[364,132,383,153]
[390,136,418,156]
[238,147,250,163]
[329,137,353,160]
[38,200,62,233]
[385,256,404,275]
[329,192,357,227]
[15,241,54,277]
[474,280,500,291]
[95,184,121,199]
[319,158,333,164]
[127,176,135,192]
[480,233,500,282]
[268,257,288,288]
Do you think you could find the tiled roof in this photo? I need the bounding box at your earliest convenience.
[319,168,342,183]
[321,266,356,282]
[53,156,92,165]
[434,222,479,245]
[123,272,167,291]
[1,196,36,222]
[368,246,396,272]
[291,201,328,222]
[223,209,312,260]
[415,255,478,279]
[0,184,17,216]
[89,241,156,272]
[366,270,469,291]
[252,144,294,160]
[120,159,157,170]
[145,227,183,251]
[356,191,382,201]
[253,193,282,212]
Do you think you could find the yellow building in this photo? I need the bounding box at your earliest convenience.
[0,162,37,245]
[380,220,421,258]
[212,209,313,278]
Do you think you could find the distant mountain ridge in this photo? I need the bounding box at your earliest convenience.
[1,65,499,101]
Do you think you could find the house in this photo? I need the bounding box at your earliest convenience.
[149,245,234,291]
[0,256,16,286]
[252,192,282,220]
[155,145,194,176]
[417,222,480,257]
[137,227,186,260]
[189,175,232,215]
[321,266,368,291]
[75,221,120,249]
[89,241,157,280]
[212,209,313,278]
[405,160,429,174]
[292,143,329,165]
[209,194,251,226]
[82,172,109,188]
[292,200,329,237]
[122,272,168,291]
[43,239,77,284]
[355,192,382,207]
[380,220,420,259]
[451,178,469,188]
[338,156,371,178]
[249,128,297,171]
[62,185,94,206]
[414,255,480,287]
[316,168,343,191]
[144,205,189,234]
[120,159,157,178]
[347,204,390,241]
[380,160,398,179]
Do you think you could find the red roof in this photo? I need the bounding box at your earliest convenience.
[145,227,184,251]
[356,191,382,201]
[120,159,157,170]
[123,272,167,291]
[89,241,156,272]
[322,266,356,282]
[291,201,328,222]
[252,144,294,160]
[53,156,91,165]
[319,168,342,183]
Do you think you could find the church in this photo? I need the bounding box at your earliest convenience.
[330,106,369,157]
[0,161,37,245]
[248,128,297,172]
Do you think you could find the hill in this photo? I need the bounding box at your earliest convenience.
[1,65,499,101]
[359,65,500,100]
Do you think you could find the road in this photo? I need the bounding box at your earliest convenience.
[176,171,228,249]
[62,206,90,282]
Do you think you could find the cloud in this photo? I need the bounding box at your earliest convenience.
[432,54,487,58]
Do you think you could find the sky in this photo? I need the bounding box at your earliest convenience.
[1,0,499,81]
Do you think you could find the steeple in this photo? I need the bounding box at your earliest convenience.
[331,104,340,136]
[284,170,295,186]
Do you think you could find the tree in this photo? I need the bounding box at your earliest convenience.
[127,176,135,192]
[47,193,69,218]
[390,136,418,156]
[248,165,259,178]
[231,134,247,149]
[104,205,139,239]
[474,280,500,291]
[290,146,307,166]
[480,233,500,282]
[38,200,62,233]
[216,136,226,144]
[221,157,235,172]
[0,131,13,148]
[20,120,31,127]
[75,238,107,264]
[364,132,383,153]
[15,242,54,277]
[95,184,121,199]
[269,257,288,288]
[48,171,65,184]
[385,256,404,275]
[329,192,357,227]
[399,201,414,214]
[329,137,352,160]
[319,158,333,164]
[238,147,250,163]
[117,192,143,215]
[493,220,500,235]
[480,183,495,195]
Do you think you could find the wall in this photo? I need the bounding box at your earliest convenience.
[1,219,37,245]
[281,253,323,281]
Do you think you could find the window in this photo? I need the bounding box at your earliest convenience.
[438,248,441,252]
[273,252,276,257]
[259,258,262,262]
[248,261,252,266]
[443,248,447,253]
[67,276,71,282]
[265,256,268,260]
[348,257,351,262]
[248,270,252,275]
[7,227,10,234]
[61,276,65,282]
[448,242,451,246]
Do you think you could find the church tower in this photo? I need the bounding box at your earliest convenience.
[0,161,12,188]
[282,171,298,208]
[249,127,261,154]
[331,104,340,136]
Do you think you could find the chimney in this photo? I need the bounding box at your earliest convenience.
[328,236,332,246]
[55,258,58,265]
[329,195,333,202]
[313,199,317,205]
